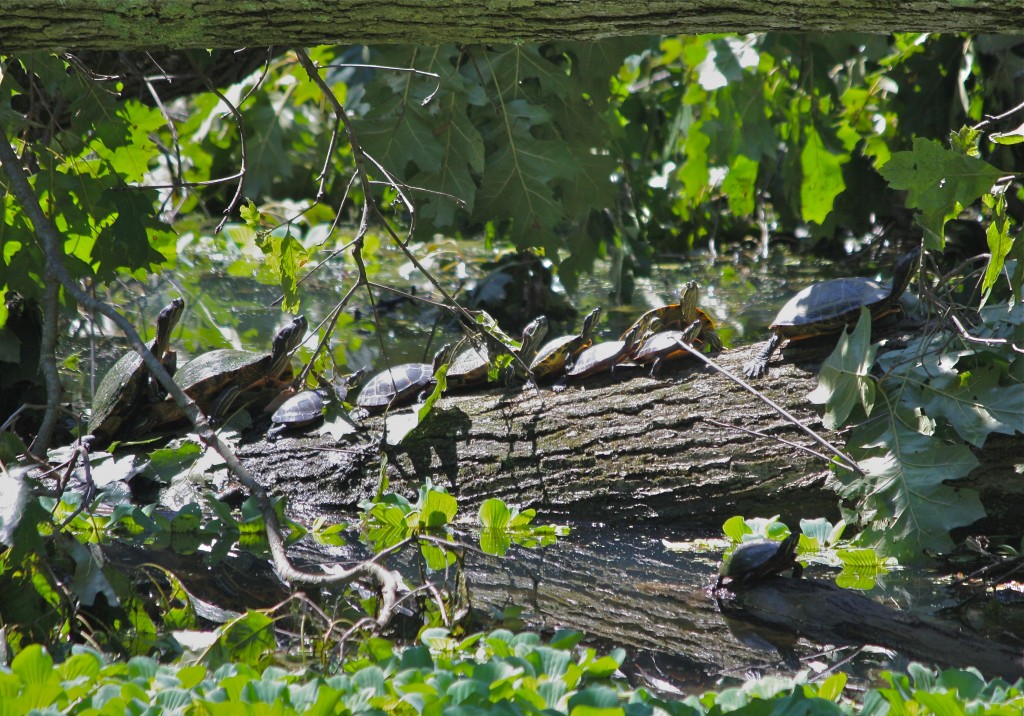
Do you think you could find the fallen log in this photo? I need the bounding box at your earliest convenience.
[237,328,1022,539]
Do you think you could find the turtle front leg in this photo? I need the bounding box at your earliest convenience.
[743,334,781,379]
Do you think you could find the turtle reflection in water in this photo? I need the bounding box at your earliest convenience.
[715,533,802,590]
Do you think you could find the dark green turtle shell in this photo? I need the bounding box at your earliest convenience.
[89,297,184,442]
[173,315,307,418]
[357,363,435,408]
[716,533,802,589]
[271,390,324,427]
[530,307,602,380]
[447,346,490,388]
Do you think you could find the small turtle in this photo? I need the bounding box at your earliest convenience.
[529,307,602,382]
[89,297,185,445]
[716,533,802,590]
[564,320,651,380]
[621,281,722,351]
[631,320,705,376]
[448,316,549,390]
[267,390,326,440]
[744,247,921,379]
[356,344,455,412]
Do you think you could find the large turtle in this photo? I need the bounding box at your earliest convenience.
[357,344,455,412]
[744,247,921,379]
[89,297,185,445]
[154,316,308,427]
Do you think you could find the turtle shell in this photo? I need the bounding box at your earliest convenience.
[529,307,602,380]
[744,247,921,379]
[716,533,801,589]
[565,320,647,379]
[357,363,435,409]
[175,316,306,417]
[771,277,891,337]
[447,346,489,388]
[357,344,454,411]
[268,390,325,439]
[89,297,184,443]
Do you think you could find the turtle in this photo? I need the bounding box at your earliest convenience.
[715,533,802,590]
[267,390,326,440]
[356,343,455,412]
[744,247,921,379]
[631,319,704,376]
[157,315,308,426]
[564,319,651,380]
[529,307,602,382]
[88,297,185,445]
[621,281,722,352]
[447,316,549,390]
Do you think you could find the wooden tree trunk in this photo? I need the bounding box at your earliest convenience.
[1,1,1020,52]
[238,330,1023,537]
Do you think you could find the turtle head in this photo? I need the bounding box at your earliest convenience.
[519,316,549,359]
[679,281,699,318]
[580,307,602,339]
[272,316,308,359]
[155,297,186,349]
[432,343,456,372]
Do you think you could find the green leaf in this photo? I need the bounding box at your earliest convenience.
[807,307,878,429]
[474,130,577,250]
[209,611,277,668]
[879,137,1004,250]
[800,122,848,225]
[989,120,1024,145]
[836,425,983,559]
[918,365,1024,448]
[419,488,458,529]
[478,498,511,530]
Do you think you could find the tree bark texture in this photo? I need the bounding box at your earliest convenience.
[237,330,1024,538]
[460,527,1024,685]
[0,1,1021,53]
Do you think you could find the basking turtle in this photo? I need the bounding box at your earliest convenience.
[447,316,549,390]
[163,315,308,425]
[267,390,326,440]
[621,281,722,352]
[529,307,602,382]
[631,319,704,376]
[357,344,455,412]
[89,297,185,445]
[744,247,921,379]
[716,533,802,590]
[564,320,651,380]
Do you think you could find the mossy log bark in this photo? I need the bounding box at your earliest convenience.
[461,527,1024,685]
[241,330,1023,538]
[0,1,1021,52]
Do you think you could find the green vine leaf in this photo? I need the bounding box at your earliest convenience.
[879,137,1005,250]
[807,308,877,429]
